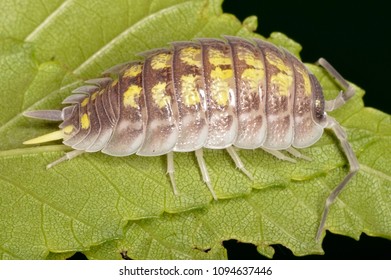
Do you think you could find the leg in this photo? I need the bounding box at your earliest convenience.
[226,146,253,180]
[262,148,297,163]
[166,152,179,196]
[286,147,312,161]
[317,58,356,112]
[316,116,359,241]
[195,149,217,200]
[46,150,85,169]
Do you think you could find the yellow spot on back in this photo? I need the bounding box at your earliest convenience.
[241,68,262,92]
[81,113,90,129]
[123,85,142,108]
[270,72,293,96]
[210,81,230,106]
[211,67,233,80]
[63,125,74,135]
[209,67,233,106]
[180,75,201,106]
[151,82,171,108]
[111,78,119,87]
[124,64,142,78]
[265,51,292,74]
[209,48,231,66]
[151,53,171,70]
[91,92,98,101]
[237,47,263,69]
[180,47,201,67]
[81,97,89,107]
[296,67,312,96]
[236,47,264,93]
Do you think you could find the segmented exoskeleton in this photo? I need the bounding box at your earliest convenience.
[23,36,359,241]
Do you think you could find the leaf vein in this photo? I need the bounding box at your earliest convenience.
[0,81,81,136]
[0,173,96,230]
[25,0,70,42]
[40,204,49,250]
[0,244,22,259]
[84,157,153,216]
[73,0,197,75]
[360,164,391,182]
[136,221,193,259]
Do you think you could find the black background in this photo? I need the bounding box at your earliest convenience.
[222,0,391,259]
[69,0,391,260]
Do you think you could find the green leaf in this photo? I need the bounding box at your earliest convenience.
[0,0,390,259]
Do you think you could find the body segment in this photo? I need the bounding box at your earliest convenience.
[227,36,267,149]
[171,42,208,151]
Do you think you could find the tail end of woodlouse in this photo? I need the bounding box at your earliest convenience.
[23,110,63,121]
[23,110,67,145]
[23,130,64,145]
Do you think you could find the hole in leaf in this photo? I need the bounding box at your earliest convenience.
[120,250,132,260]
[193,246,211,253]
[67,252,87,260]
[223,239,267,260]
[223,233,391,260]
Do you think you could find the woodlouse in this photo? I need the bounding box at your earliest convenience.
[23,36,359,241]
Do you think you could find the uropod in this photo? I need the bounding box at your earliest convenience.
[23,36,359,241]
